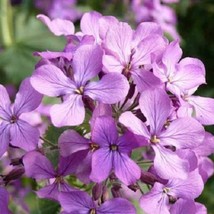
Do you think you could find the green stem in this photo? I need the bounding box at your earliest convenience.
[0,0,13,47]
[39,136,58,149]
[137,160,153,165]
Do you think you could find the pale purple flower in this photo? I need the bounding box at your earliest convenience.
[153,40,206,96]
[23,151,78,200]
[151,41,214,125]
[36,14,96,54]
[79,11,103,44]
[37,14,75,36]
[140,170,204,214]
[170,199,207,214]
[131,0,180,40]
[49,0,82,21]
[119,88,205,179]
[102,20,166,92]
[37,11,118,44]
[35,0,82,22]
[177,90,214,125]
[192,132,214,182]
[31,44,129,127]
[0,78,42,157]
[195,203,208,214]
[0,187,10,214]
[79,11,121,44]
[59,191,136,214]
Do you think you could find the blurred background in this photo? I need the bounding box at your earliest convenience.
[0,0,213,213]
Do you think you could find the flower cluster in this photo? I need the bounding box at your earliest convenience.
[131,0,181,40]
[0,11,214,213]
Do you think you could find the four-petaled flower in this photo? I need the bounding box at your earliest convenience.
[0,78,42,157]
[31,44,129,127]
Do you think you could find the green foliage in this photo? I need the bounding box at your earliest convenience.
[33,198,60,214]
[43,125,67,167]
[0,10,65,84]
[44,125,68,146]
[178,1,214,88]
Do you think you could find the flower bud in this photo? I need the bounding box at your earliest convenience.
[111,183,122,198]
[128,184,139,192]
[101,186,109,202]
[92,183,103,201]
[3,167,25,185]
[10,158,23,166]
[140,171,159,185]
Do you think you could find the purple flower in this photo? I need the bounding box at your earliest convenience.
[59,104,112,183]
[37,14,75,36]
[119,88,205,179]
[59,191,136,214]
[80,11,103,44]
[59,116,140,185]
[79,11,121,44]
[37,11,118,44]
[131,0,180,40]
[35,0,82,22]
[90,116,141,185]
[140,170,204,214]
[192,132,214,182]
[177,90,214,125]
[0,78,42,157]
[0,187,10,214]
[31,44,129,127]
[23,151,78,200]
[151,41,214,125]
[170,199,207,214]
[153,40,206,96]
[49,0,82,21]
[102,20,165,92]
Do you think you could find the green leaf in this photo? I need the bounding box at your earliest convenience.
[43,125,68,167]
[0,45,38,83]
[0,11,65,84]
[33,198,60,214]
[44,125,68,146]
[14,12,65,50]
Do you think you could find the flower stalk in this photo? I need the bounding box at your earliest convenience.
[0,0,13,47]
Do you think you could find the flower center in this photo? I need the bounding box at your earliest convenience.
[75,86,84,95]
[110,144,118,151]
[167,75,173,83]
[163,187,170,194]
[150,135,160,144]
[89,142,100,152]
[55,176,64,184]
[90,208,96,214]
[123,62,131,75]
[10,115,18,124]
